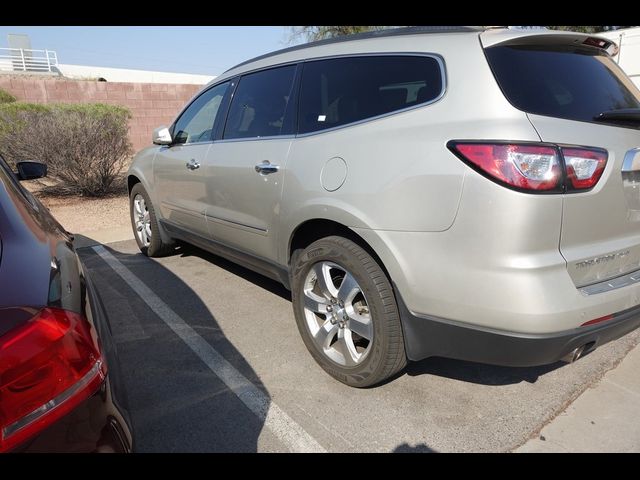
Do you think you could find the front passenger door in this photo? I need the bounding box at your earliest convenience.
[153,81,230,237]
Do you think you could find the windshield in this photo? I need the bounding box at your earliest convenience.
[485,44,640,127]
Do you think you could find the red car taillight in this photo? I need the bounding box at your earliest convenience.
[0,308,106,452]
[447,141,608,193]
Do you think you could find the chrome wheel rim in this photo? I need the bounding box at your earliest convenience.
[302,261,373,367]
[133,194,152,247]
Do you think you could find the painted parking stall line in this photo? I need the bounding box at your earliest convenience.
[92,245,326,453]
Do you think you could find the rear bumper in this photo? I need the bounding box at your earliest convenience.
[399,295,640,366]
[17,376,132,453]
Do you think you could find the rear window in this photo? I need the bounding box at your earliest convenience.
[298,55,443,134]
[485,44,640,124]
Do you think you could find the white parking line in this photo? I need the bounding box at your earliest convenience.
[92,245,327,453]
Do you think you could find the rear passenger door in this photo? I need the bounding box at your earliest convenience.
[203,64,298,261]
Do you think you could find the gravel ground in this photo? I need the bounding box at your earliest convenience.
[39,194,130,234]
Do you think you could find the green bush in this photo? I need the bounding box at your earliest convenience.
[0,102,132,196]
[0,88,16,104]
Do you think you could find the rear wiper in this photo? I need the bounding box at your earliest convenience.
[594,108,640,122]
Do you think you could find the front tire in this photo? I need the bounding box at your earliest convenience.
[291,236,407,387]
[129,183,175,257]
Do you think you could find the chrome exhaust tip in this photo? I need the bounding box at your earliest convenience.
[561,345,586,363]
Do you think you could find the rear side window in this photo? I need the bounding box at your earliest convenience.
[224,65,297,139]
[485,44,640,124]
[298,55,443,134]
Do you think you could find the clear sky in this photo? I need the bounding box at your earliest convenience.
[0,26,300,76]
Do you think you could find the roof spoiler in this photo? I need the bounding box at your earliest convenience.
[481,29,619,57]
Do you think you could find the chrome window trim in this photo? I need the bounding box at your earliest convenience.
[212,52,447,142]
[167,134,297,147]
[177,53,447,144]
[216,135,296,144]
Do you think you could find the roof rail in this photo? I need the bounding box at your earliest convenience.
[224,26,482,73]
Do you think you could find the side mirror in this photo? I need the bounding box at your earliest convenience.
[16,161,47,181]
[152,126,173,145]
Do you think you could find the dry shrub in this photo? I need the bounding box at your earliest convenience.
[0,88,16,104]
[0,103,132,196]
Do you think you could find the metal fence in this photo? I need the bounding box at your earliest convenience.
[0,48,58,73]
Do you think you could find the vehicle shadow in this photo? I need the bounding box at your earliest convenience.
[175,242,564,387]
[405,357,564,385]
[178,242,291,301]
[75,237,273,453]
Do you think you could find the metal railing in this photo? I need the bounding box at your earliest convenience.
[0,48,58,73]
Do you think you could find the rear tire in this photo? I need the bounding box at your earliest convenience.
[129,183,175,257]
[291,236,407,387]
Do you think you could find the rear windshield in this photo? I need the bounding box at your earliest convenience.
[485,44,640,125]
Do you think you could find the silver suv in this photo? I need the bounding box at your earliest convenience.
[128,26,640,387]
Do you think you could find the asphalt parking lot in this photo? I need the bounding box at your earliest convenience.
[78,238,640,453]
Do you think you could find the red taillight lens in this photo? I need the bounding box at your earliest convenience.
[448,142,563,192]
[448,141,609,193]
[0,308,105,452]
[562,147,608,190]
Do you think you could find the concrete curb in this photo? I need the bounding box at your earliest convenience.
[73,226,133,249]
[516,342,640,452]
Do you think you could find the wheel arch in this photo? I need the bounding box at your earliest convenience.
[288,220,409,386]
[127,172,173,246]
[287,218,393,284]
[127,174,141,195]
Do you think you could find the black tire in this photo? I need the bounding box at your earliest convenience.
[129,183,175,257]
[291,236,407,387]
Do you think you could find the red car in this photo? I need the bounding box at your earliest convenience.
[0,156,133,452]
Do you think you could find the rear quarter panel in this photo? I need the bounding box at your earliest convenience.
[278,32,542,265]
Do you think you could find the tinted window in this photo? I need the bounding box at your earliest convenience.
[485,45,640,124]
[173,82,229,145]
[224,65,296,139]
[298,56,443,134]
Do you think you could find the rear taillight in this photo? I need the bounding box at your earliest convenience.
[448,143,562,191]
[562,147,608,190]
[447,141,608,193]
[0,308,105,452]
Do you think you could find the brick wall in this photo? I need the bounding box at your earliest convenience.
[0,76,203,151]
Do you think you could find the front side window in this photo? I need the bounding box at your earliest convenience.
[223,65,297,140]
[173,82,229,145]
[298,55,444,134]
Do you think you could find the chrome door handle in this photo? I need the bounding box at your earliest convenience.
[254,160,279,175]
[186,159,200,170]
